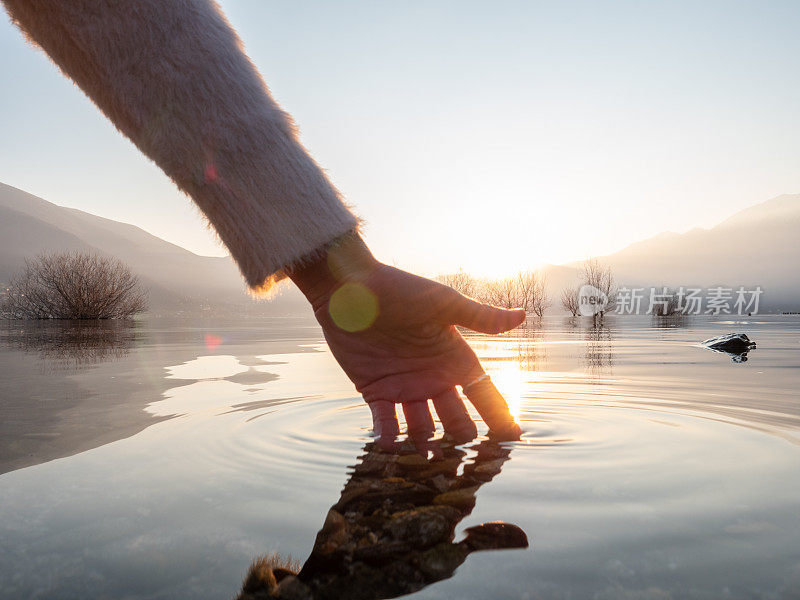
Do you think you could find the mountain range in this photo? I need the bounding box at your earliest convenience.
[580,193,800,312]
[1,182,798,313]
[0,182,309,314]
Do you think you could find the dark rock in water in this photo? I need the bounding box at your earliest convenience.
[701,333,756,362]
[462,521,529,551]
[702,333,756,353]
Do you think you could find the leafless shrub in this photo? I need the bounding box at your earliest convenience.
[1,252,147,319]
[522,271,550,318]
[436,269,476,298]
[561,286,580,316]
[580,258,617,317]
[442,270,549,316]
[479,275,521,309]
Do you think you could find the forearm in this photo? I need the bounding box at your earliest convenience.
[3,0,358,292]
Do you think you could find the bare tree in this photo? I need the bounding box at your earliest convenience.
[580,258,617,318]
[518,271,550,318]
[465,270,549,317]
[2,252,148,319]
[560,286,580,316]
[532,289,550,317]
[478,276,520,309]
[436,269,475,298]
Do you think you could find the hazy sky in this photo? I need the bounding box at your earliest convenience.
[1,1,798,278]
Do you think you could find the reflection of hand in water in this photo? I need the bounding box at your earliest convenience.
[238,439,527,600]
[288,234,524,448]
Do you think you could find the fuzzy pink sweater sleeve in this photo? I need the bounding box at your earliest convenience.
[2,0,359,293]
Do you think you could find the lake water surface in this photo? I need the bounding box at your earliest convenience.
[1,315,799,599]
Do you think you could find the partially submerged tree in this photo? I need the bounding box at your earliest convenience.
[477,275,519,309]
[580,258,617,318]
[518,271,550,318]
[436,269,475,298]
[2,252,147,319]
[447,270,549,317]
[560,286,580,317]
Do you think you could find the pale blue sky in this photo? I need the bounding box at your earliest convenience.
[2,1,798,277]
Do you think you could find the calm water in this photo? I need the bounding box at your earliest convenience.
[1,315,799,599]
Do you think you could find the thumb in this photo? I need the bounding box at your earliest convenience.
[447,292,526,334]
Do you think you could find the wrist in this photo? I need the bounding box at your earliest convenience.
[287,233,378,310]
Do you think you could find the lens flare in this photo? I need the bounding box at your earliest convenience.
[328,282,379,332]
[204,333,222,351]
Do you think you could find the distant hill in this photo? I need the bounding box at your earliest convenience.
[3,182,798,314]
[567,194,800,312]
[0,182,309,314]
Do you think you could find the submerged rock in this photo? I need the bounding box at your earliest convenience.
[701,333,756,362]
[462,521,529,551]
[702,333,756,353]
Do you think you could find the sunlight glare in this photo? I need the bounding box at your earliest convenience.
[489,362,524,424]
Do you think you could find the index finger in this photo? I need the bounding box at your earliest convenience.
[461,375,521,440]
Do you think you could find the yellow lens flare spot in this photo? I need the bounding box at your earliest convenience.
[328,282,379,332]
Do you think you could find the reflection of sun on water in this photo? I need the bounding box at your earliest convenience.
[488,362,524,424]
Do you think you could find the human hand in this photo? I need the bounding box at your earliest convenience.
[288,235,524,450]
